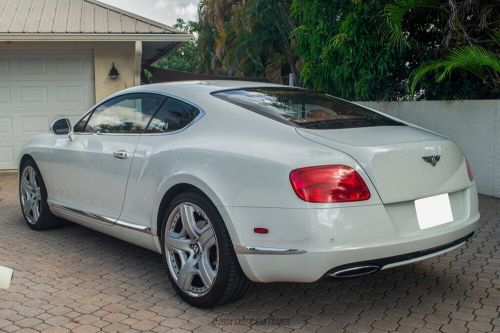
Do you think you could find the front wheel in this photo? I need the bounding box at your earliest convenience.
[19,159,62,230]
[161,191,250,307]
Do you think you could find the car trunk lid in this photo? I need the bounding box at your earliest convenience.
[297,126,471,204]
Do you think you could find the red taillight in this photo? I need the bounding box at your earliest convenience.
[465,156,474,181]
[289,165,370,203]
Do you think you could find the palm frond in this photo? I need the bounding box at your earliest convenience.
[409,45,500,93]
[382,0,444,49]
[265,54,285,84]
[332,33,348,48]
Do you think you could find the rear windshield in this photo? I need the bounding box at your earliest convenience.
[212,88,404,130]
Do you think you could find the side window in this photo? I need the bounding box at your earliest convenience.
[146,98,200,133]
[74,112,91,133]
[85,94,165,134]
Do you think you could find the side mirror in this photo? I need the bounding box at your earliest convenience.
[50,118,74,139]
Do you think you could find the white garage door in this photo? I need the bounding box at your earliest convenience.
[0,51,95,169]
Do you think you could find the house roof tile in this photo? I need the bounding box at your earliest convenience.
[0,0,186,36]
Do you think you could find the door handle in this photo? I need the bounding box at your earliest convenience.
[113,150,130,160]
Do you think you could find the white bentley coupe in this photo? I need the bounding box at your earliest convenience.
[19,81,479,307]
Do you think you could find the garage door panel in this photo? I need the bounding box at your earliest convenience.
[0,146,14,164]
[0,142,22,169]
[0,82,92,108]
[0,87,10,103]
[56,85,86,103]
[19,58,47,75]
[20,86,49,103]
[0,52,94,80]
[21,115,50,133]
[0,60,7,74]
[54,58,84,75]
[0,117,13,133]
[0,51,94,169]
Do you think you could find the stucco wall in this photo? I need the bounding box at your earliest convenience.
[358,100,500,198]
[0,41,140,103]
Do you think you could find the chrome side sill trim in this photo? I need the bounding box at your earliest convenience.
[49,202,115,224]
[48,202,153,235]
[115,220,152,234]
[234,245,306,255]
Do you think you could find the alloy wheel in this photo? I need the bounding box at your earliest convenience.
[20,165,42,224]
[164,202,219,297]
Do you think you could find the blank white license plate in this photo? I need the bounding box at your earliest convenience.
[415,193,453,229]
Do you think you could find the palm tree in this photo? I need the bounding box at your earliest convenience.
[383,0,499,94]
[197,0,237,74]
[197,0,296,83]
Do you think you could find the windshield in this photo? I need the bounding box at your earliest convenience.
[212,88,404,130]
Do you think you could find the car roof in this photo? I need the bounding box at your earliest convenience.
[110,80,295,100]
[143,80,290,92]
[100,80,302,112]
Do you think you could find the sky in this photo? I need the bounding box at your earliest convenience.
[98,0,200,26]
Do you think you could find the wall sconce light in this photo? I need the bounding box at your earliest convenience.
[109,63,120,80]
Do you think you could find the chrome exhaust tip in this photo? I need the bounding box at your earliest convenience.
[329,265,380,278]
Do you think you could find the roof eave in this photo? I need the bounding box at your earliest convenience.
[0,33,192,42]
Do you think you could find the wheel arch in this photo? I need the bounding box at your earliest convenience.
[156,183,207,237]
[155,180,238,244]
[19,154,34,168]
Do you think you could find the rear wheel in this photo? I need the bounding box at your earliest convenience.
[19,159,62,230]
[161,191,250,307]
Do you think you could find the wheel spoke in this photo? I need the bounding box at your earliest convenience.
[178,254,197,290]
[177,249,188,267]
[165,231,192,252]
[180,204,200,240]
[23,198,33,215]
[198,255,216,287]
[34,187,41,200]
[32,201,40,221]
[199,226,216,250]
[21,177,33,193]
[28,167,37,186]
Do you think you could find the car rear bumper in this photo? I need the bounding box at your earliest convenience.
[227,185,479,283]
[326,231,474,278]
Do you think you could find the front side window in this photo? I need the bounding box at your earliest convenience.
[146,97,200,133]
[84,94,165,134]
[213,88,404,130]
[74,112,91,133]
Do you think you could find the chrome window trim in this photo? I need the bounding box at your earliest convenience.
[141,108,205,136]
[141,90,206,136]
[81,92,166,135]
[72,91,206,137]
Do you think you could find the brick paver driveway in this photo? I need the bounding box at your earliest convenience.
[0,173,498,333]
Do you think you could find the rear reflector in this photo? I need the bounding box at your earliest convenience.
[253,227,269,234]
[289,165,370,203]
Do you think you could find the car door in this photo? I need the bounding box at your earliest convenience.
[118,97,203,229]
[49,93,166,221]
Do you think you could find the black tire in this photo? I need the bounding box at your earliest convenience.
[19,158,63,230]
[160,191,251,308]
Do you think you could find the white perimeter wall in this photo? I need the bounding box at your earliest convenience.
[358,100,500,198]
